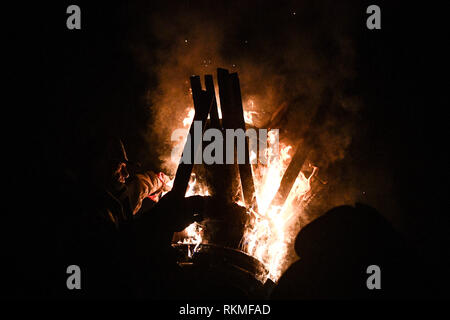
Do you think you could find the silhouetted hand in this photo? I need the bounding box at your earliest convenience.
[153,191,211,232]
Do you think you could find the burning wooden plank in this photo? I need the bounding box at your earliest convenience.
[204,75,221,129]
[269,90,332,209]
[203,74,227,202]
[216,68,240,203]
[229,72,257,210]
[171,76,212,198]
[217,69,257,208]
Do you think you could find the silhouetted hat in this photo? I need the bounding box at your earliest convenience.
[108,138,129,163]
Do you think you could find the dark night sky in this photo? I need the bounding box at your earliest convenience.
[4,0,449,297]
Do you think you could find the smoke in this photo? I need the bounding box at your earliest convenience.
[138,12,227,174]
[127,0,368,281]
[133,0,363,211]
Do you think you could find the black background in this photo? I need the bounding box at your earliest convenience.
[3,0,449,301]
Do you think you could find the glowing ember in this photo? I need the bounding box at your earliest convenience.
[244,99,257,125]
[185,173,210,197]
[178,221,204,258]
[244,110,257,125]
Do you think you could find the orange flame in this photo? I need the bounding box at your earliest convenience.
[183,108,195,127]
[239,107,316,282]
[172,101,316,282]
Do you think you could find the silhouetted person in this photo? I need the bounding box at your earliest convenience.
[55,136,207,299]
[271,204,417,299]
